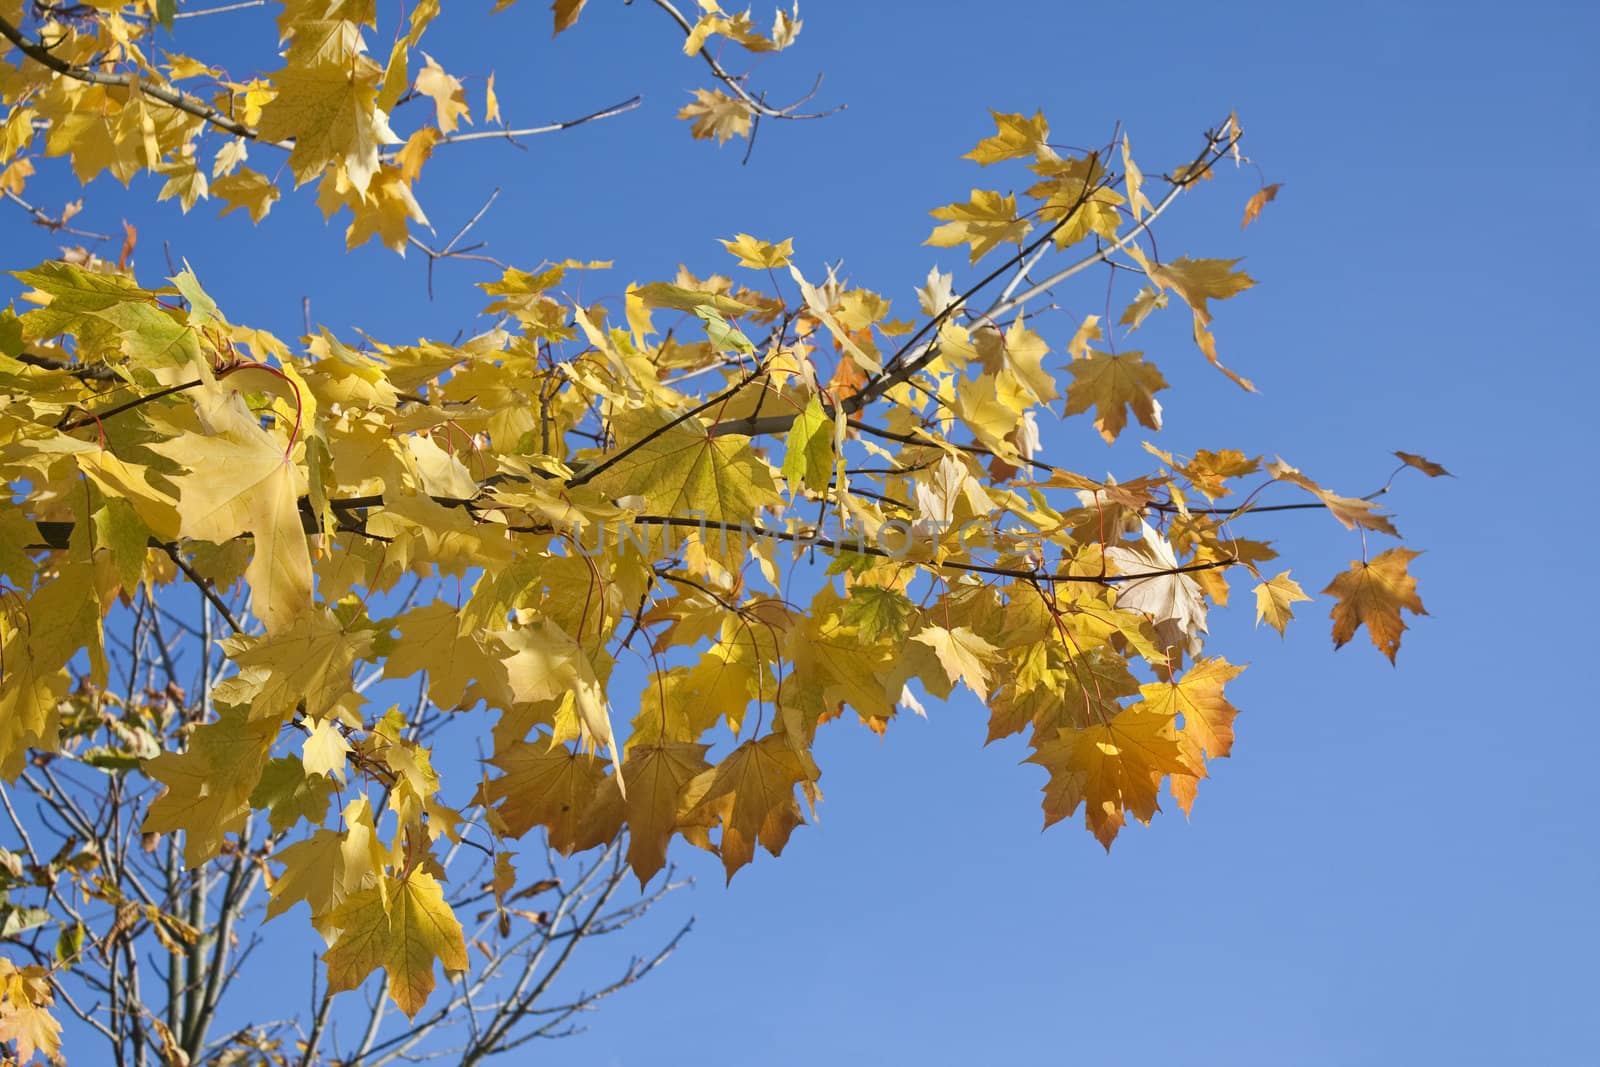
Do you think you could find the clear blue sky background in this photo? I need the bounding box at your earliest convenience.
[8,1,1597,1064]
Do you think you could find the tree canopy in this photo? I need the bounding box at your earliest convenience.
[0,1,1443,1061]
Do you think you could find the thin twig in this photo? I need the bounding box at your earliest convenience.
[162,546,244,635]
[4,189,113,240]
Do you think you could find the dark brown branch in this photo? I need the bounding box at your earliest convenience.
[58,378,204,433]
[565,362,769,489]
[622,514,1237,586]
[15,349,124,382]
[162,546,243,635]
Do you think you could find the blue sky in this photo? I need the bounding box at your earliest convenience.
[8,0,1598,1064]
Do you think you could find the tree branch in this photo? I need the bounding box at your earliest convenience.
[641,0,842,121]
[0,13,269,142]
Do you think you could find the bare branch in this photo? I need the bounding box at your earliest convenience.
[4,189,113,240]
[422,95,643,146]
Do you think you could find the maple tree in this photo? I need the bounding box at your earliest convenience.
[0,0,1449,1062]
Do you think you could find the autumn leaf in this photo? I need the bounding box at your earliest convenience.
[117,219,136,270]
[302,718,352,781]
[256,62,398,194]
[678,89,753,144]
[720,233,794,269]
[684,733,814,881]
[1063,349,1167,443]
[0,588,72,776]
[1105,522,1209,658]
[781,394,834,494]
[211,168,279,222]
[1394,450,1452,477]
[1134,658,1245,815]
[142,706,279,866]
[493,620,622,785]
[926,189,1031,263]
[1142,255,1257,390]
[963,110,1050,165]
[620,742,712,884]
[0,961,63,1066]
[1241,182,1280,228]
[323,868,468,1018]
[250,756,334,834]
[482,735,610,852]
[912,625,999,701]
[484,72,501,124]
[586,409,782,526]
[1267,459,1400,537]
[551,0,588,34]
[1028,703,1194,849]
[414,53,470,133]
[1324,548,1426,662]
[1253,571,1311,636]
[147,386,313,634]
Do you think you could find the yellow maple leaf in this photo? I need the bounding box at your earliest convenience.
[719,232,794,269]
[1324,548,1426,663]
[1025,156,1124,247]
[323,869,468,1018]
[142,706,279,866]
[912,625,1000,701]
[1134,658,1244,815]
[0,606,67,782]
[975,314,1057,405]
[0,960,63,1066]
[147,387,312,633]
[0,155,32,197]
[620,742,712,884]
[212,168,280,223]
[771,4,802,48]
[1253,570,1310,636]
[1143,255,1257,390]
[678,88,753,144]
[963,109,1051,166]
[1028,702,1195,849]
[585,409,782,525]
[155,155,208,213]
[224,608,366,721]
[926,189,1031,264]
[492,619,622,785]
[1122,134,1153,219]
[781,393,834,494]
[74,449,181,540]
[256,61,398,194]
[302,718,352,782]
[684,733,813,881]
[1064,349,1168,443]
[414,53,471,133]
[319,164,430,253]
[381,600,504,709]
[482,735,609,852]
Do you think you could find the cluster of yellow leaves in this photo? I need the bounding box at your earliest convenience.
[0,959,63,1066]
[0,0,814,250]
[0,110,1440,1027]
